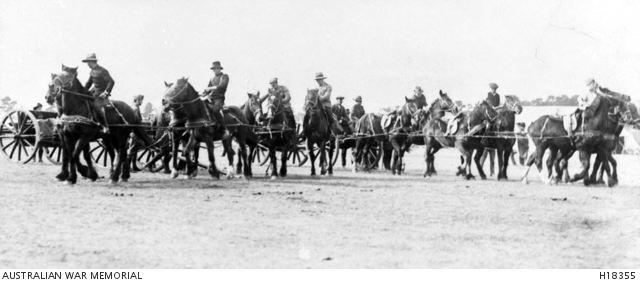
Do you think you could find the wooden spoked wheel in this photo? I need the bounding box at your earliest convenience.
[0,110,40,164]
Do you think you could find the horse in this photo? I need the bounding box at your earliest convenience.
[303,88,335,176]
[256,93,297,179]
[420,90,459,177]
[235,91,263,176]
[452,101,497,180]
[570,94,631,186]
[384,97,419,175]
[487,95,523,180]
[47,68,153,184]
[162,77,226,179]
[520,113,577,185]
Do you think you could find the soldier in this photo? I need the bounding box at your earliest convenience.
[486,82,501,108]
[350,95,365,121]
[260,77,295,128]
[203,61,229,127]
[411,86,428,109]
[331,96,349,135]
[314,72,342,133]
[132,94,144,121]
[82,53,114,133]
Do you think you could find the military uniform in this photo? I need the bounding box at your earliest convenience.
[207,72,229,114]
[263,84,295,128]
[84,64,115,130]
[351,103,365,120]
[486,91,500,107]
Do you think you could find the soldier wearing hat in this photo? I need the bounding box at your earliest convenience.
[486,82,501,108]
[331,95,350,134]
[350,96,365,121]
[260,77,295,128]
[203,61,229,126]
[312,72,343,133]
[412,86,428,109]
[82,53,114,133]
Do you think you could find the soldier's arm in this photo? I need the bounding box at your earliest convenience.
[282,87,291,103]
[213,74,229,94]
[104,70,115,93]
[319,86,332,102]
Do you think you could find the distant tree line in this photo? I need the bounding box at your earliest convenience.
[519,94,579,106]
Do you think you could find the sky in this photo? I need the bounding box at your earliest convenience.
[0,0,640,113]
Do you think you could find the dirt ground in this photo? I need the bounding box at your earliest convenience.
[0,148,639,268]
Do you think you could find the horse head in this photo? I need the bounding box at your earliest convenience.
[503,95,523,114]
[304,88,319,110]
[246,91,263,124]
[162,77,198,113]
[438,90,459,114]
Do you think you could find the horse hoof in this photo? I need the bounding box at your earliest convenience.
[186,174,193,180]
[521,178,529,185]
[171,170,179,179]
[270,175,277,180]
[110,180,118,185]
[121,179,128,183]
[607,178,617,187]
[65,180,75,186]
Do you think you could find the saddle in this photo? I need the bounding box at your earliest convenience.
[381,113,396,133]
[561,114,576,136]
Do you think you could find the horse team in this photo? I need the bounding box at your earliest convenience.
[46,69,636,187]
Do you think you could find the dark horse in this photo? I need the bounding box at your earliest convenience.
[47,68,153,184]
[162,77,225,179]
[303,88,335,176]
[569,94,631,186]
[256,93,297,179]
[453,96,522,180]
[384,97,420,175]
[352,112,387,172]
[420,90,459,177]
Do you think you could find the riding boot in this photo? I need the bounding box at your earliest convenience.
[99,107,110,134]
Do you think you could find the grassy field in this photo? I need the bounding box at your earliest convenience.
[0,147,639,268]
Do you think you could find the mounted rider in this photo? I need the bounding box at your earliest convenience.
[411,86,428,110]
[350,95,365,121]
[331,95,350,135]
[260,77,296,128]
[82,53,114,133]
[203,61,229,129]
[302,72,343,135]
[480,82,502,144]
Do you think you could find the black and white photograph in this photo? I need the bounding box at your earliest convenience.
[0,0,640,287]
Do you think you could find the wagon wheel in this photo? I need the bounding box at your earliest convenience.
[0,110,40,163]
[356,141,382,171]
[43,145,63,165]
[330,137,341,167]
[253,143,270,166]
[90,140,112,167]
[135,146,156,168]
[289,145,309,167]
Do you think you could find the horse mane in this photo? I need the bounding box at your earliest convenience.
[164,77,195,101]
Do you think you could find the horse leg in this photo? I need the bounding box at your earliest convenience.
[327,140,334,176]
[341,147,347,168]
[280,148,288,177]
[603,151,617,187]
[205,138,219,179]
[473,148,486,179]
[119,138,131,182]
[571,150,591,185]
[608,153,618,185]
[423,143,432,177]
[308,140,316,176]
[170,133,181,178]
[502,148,512,179]
[82,143,98,181]
[223,139,235,179]
[320,141,328,176]
[55,136,70,181]
[239,142,251,178]
[183,134,197,179]
[66,138,83,185]
[352,138,361,173]
[589,152,602,184]
[488,149,495,176]
[269,148,278,180]
[465,150,475,180]
[496,148,504,180]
